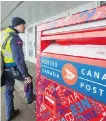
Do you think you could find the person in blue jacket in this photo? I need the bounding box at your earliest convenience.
[1,17,35,121]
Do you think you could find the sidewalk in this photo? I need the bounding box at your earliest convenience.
[1,61,36,121]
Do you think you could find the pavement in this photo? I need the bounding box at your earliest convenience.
[1,61,36,121]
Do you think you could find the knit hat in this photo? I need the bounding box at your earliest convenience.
[11,17,26,27]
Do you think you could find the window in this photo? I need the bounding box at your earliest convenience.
[23,49,26,56]
[28,26,37,58]
[28,27,33,33]
[35,26,37,58]
[29,50,33,57]
[100,1,106,6]
[28,27,34,57]
[28,42,33,57]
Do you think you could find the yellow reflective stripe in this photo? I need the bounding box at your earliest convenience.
[2,49,12,57]
[2,52,12,58]
[3,54,12,58]
[4,58,14,63]
[4,56,14,60]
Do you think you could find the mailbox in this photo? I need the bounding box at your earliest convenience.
[36,6,106,121]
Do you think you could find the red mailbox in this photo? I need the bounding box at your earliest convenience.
[36,6,106,121]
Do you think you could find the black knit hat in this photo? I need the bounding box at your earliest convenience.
[11,17,26,27]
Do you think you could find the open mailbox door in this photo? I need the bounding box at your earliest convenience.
[36,6,106,121]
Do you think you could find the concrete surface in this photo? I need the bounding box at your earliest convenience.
[1,87,35,121]
[1,61,36,121]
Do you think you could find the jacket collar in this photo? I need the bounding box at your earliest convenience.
[9,26,19,34]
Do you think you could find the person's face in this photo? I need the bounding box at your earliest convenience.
[15,24,26,33]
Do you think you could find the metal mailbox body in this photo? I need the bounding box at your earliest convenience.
[36,6,106,121]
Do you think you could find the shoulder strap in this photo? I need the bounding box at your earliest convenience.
[1,32,17,49]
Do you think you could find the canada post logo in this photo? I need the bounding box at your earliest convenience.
[62,64,78,85]
[40,56,106,105]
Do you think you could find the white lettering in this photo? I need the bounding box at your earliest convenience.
[42,68,60,79]
[99,89,104,96]
[86,85,91,91]
[81,69,85,75]
[80,82,84,87]
[102,74,106,80]
[81,69,105,81]
[87,70,92,77]
[74,92,80,100]
[65,112,74,121]
[94,71,100,79]
[42,59,58,67]
[80,82,104,97]
[93,87,97,94]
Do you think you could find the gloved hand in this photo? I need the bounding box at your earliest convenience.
[24,76,32,92]
[25,77,32,84]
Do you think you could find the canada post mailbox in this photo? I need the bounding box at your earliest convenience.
[36,6,106,121]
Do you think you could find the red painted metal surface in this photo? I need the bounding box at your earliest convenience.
[41,27,106,45]
[38,6,106,31]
